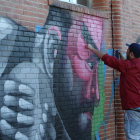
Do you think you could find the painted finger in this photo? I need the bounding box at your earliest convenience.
[4,95,18,106]
[4,80,34,96]
[39,124,46,138]
[42,113,47,123]
[0,120,16,138]
[44,103,48,111]
[17,113,34,125]
[15,131,29,140]
[19,98,34,110]
[4,80,19,95]
[4,96,34,110]
[1,106,17,122]
[38,113,48,139]
[19,84,34,96]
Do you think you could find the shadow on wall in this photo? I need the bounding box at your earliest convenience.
[0,6,114,140]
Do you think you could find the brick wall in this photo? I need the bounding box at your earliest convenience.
[92,0,110,11]
[0,0,123,140]
[0,0,49,31]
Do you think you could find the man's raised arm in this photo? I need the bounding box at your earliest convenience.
[86,44,105,59]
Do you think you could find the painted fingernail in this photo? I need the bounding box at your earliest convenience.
[17,113,34,125]
[15,131,28,140]
[19,98,34,110]
[40,124,45,138]
[0,120,16,135]
[19,84,34,96]
[4,95,18,106]
[4,80,17,94]
[42,113,47,123]
[44,103,48,111]
[1,106,16,119]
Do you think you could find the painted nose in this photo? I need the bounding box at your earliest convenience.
[74,56,99,100]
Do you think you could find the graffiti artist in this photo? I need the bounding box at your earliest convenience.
[86,43,140,140]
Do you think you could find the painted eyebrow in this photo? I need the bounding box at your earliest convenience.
[81,22,98,50]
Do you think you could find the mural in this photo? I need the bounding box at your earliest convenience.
[0,6,112,140]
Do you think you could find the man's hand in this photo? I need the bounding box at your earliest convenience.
[86,44,93,51]
[86,44,105,59]
[118,50,125,60]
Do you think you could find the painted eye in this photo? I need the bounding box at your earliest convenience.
[87,62,93,69]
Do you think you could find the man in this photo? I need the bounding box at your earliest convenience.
[86,43,140,140]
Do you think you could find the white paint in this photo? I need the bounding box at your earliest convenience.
[1,106,16,118]
[4,80,16,94]
[78,113,89,131]
[15,131,29,140]
[0,119,16,135]
[19,84,34,96]
[59,0,77,3]
[40,124,45,137]
[44,103,48,111]
[42,113,47,123]
[0,17,13,40]
[19,98,34,110]
[17,113,34,125]
[4,95,18,106]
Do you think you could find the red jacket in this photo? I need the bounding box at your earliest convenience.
[102,54,140,110]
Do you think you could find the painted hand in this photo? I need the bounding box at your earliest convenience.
[1,80,35,140]
[0,62,57,140]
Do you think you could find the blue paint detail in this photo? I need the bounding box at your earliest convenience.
[122,52,126,59]
[102,121,107,139]
[95,131,100,140]
[35,25,43,32]
[100,39,106,53]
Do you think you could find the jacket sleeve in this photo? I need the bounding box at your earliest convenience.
[101,54,129,74]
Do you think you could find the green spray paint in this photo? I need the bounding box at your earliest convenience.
[91,60,105,140]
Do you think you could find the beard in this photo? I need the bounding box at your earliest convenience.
[127,53,130,59]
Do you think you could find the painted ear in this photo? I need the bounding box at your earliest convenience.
[44,26,61,78]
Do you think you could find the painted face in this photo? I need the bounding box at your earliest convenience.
[53,15,103,139]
